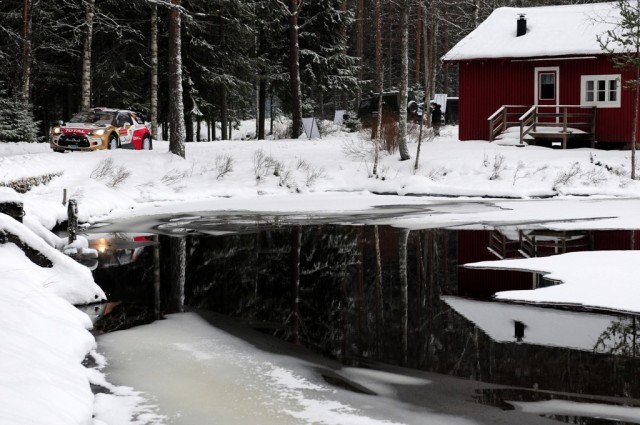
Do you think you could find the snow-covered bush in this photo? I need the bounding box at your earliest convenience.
[214,154,234,180]
[0,172,63,193]
[90,157,131,188]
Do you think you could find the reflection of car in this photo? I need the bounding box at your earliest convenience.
[50,108,152,152]
[90,234,155,268]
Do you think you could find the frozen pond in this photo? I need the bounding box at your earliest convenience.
[96,311,480,425]
[86,212,640,425]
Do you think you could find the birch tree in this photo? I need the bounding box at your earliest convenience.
[287,0,303,139]
[169,0,186,158]
[397,0,411,161]
[599,0,640,179]
[372,0,383,177]
[80,0,95,111]
[150,4,159,139]
[21,0,31,101]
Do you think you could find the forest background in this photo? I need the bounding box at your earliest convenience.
[0,0,606,145]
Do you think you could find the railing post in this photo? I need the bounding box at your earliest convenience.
[489,117,494,141]
[563,107,568,132]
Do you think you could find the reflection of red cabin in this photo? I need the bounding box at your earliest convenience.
[458,229,640,299]
[443,3,636,148]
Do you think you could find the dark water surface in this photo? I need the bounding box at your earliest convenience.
[87,219,640,423]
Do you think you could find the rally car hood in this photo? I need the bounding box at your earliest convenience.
[60,123,108,135]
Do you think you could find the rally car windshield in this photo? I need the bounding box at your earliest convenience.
[68,111,114,125]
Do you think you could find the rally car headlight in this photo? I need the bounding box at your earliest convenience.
[52,127,61,135]
[89,129,105,136]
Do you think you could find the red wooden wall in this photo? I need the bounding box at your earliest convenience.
[457,231,533,299]
[456,55,637,144]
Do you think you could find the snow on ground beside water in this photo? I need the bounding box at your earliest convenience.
[96,312,476,425]
[2,125,640,230]
[0,215,105,425]
[4,124,640,425]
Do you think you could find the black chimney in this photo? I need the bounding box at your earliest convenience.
[517,14,527,37]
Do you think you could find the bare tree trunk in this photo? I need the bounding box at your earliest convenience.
[399,228,409,366]
[374,225,383,356]
[221,86,228,140]
[373,0,383,177]
[153,235,161,319]
[258,79,267,139]
[168,0,186,158]
[168,237,186,313]
[398,0,411,161]
[81,0,95,111]
[471,0,479,28]
[632,51,639,179]
[427,1,438,105]
[289,0,303,138]
[356,0,364,106]
[184,77,194,142]
[415,2,422,86]
[414,2,432,170]
[257,29,267,140]
[291,226,301,344]
[21,0,31,101]
[150,4,159,138]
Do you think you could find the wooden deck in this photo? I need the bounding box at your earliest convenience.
[488,105,596,148]
[488,229,592,259]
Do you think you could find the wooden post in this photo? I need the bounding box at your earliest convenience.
[67,199,78,244]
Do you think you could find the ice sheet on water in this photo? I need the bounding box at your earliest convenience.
[96,311,477,425]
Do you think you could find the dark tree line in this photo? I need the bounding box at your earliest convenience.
[0,0,604,147]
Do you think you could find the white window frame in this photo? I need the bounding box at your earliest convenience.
[581,74,621,108]
[534,67,559,105]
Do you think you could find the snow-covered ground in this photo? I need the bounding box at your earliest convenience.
[2,123,640,424]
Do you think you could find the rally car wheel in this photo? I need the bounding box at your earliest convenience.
[142,135,152,150]
[108,134,118,150]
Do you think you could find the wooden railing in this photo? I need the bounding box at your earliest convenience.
[519,105,596,145]
[487,105,529,141]
[489,105,596,146]
[519,230,591,258]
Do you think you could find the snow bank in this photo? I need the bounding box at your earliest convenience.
[0,214,106,425]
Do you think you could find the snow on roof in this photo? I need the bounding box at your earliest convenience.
[443,296,619,351]
[443,2,621,61]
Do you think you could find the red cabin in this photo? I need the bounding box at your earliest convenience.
[443,3,636,148]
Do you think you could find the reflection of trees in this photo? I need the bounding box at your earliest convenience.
[179,225,640,399]
[595,317,639,357]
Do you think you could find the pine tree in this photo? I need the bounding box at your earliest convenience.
[299,0,358,117]
[0,90,39,143]
[183,0,258,140]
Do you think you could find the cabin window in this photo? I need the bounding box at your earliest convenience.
[581,75,621,108]
[539,73,556,100]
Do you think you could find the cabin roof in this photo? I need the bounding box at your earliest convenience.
[443,2,622,62]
